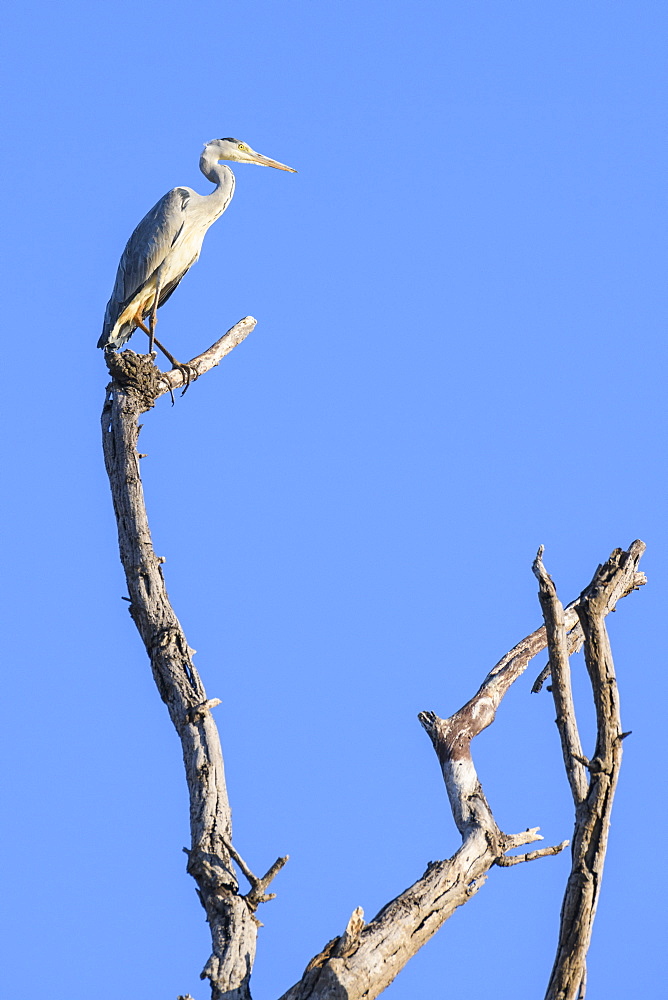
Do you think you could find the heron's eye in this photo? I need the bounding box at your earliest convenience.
[238,143,247,151]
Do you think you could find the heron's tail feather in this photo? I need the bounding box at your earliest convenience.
[97,322,135,351]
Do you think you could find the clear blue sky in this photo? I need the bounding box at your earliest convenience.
[1,2,665,997]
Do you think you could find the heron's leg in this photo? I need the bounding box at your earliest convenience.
[136,323,180,369]
[152,337,181,368]
[135,317,152,336]
[152,337,198,394]
[135,319,196,393]
[148,277,162,356]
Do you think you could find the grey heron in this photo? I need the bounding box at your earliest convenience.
[99,138,296,363]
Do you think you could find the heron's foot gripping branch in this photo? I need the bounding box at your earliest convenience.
[170,361,200,395]
[103,315,258,413]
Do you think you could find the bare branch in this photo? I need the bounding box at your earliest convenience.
[479,550,644,709]
[279,546,643,1000]
[531,544,645,694]
[532,623,585,693]
[502,826,545,850]
[103,317,258,414]
[155,316,257,396]
[101,320,283,1000]
[543,545,645,1000]
[533,547,589,805]
[227,844,290,911]
[495,841,569,867]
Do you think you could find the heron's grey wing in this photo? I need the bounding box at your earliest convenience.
[101,187,191,341]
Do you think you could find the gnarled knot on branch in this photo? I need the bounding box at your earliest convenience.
[104,349,163,410]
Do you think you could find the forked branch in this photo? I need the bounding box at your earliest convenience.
[277,543,643,1000]
[534,544,645,1000]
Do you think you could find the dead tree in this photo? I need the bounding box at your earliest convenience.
[101,321,645,1000]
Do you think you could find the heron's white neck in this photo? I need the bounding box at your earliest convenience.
[199,149,236,206]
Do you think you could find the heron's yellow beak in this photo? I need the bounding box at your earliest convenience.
[250,152,297,172]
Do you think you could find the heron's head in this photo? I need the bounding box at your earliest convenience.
[202,138,297,172]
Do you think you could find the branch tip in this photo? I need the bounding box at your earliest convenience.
[496,840,569,867]
[504,827,544,850]
[155,315,258,396]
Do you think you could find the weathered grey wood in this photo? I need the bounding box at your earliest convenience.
[277,544,644,1000]
[538,544,645,1000]
[101,318,285,1000]
[99,325,645,1000]
[533,549,589,806]
[154,316,257,395]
